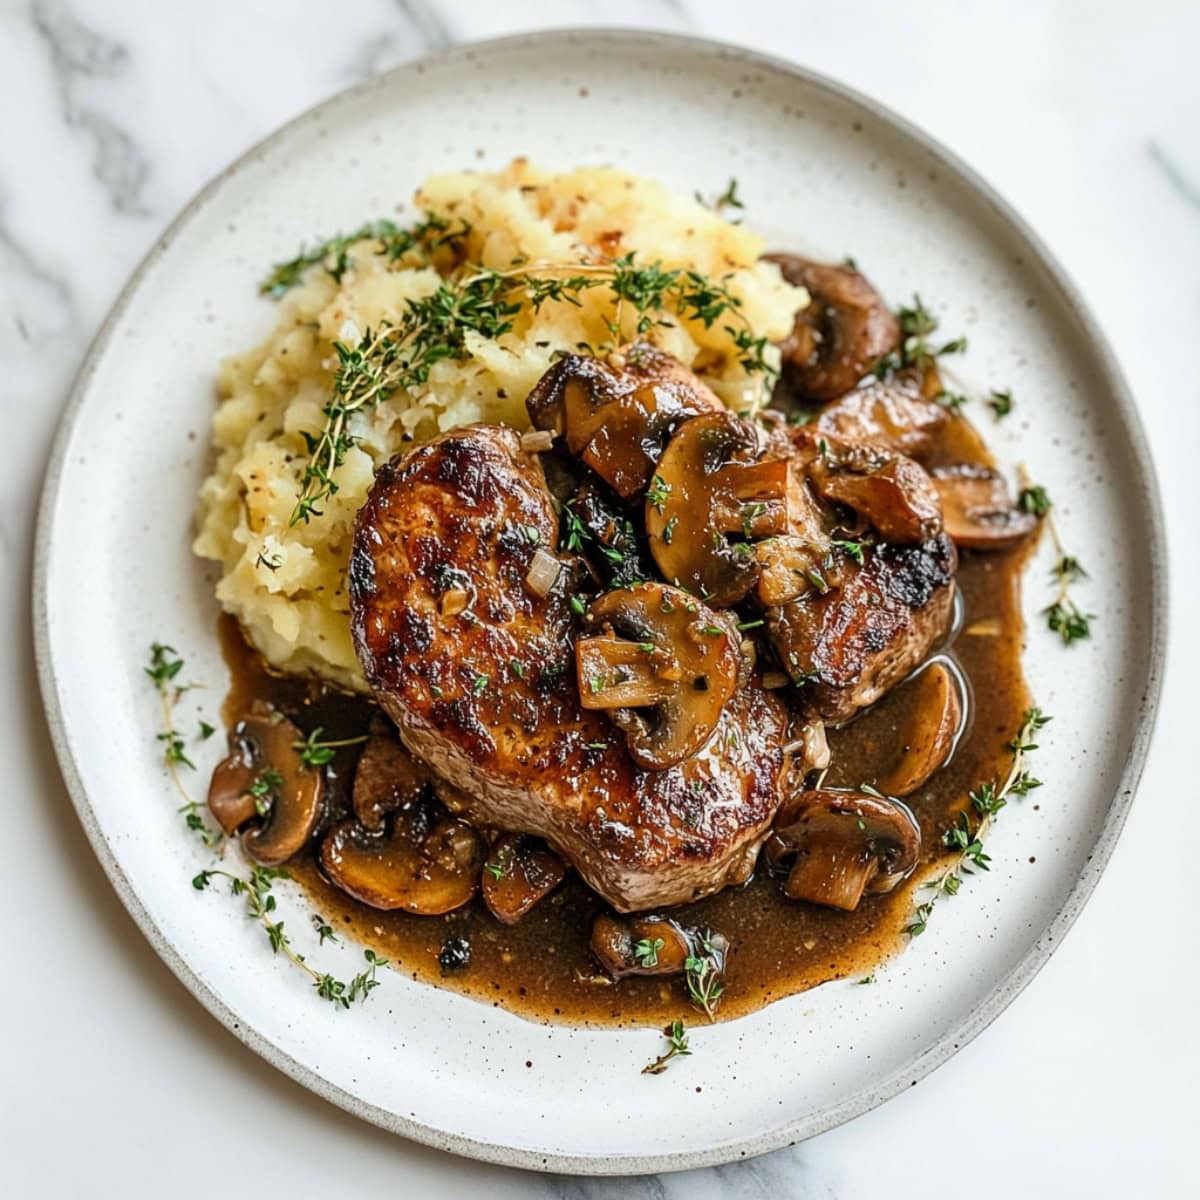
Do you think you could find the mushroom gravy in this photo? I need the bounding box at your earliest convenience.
[216,410,1033,1029]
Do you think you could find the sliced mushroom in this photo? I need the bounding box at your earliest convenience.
[576,582,739,769]
[873,660,965,796]
[525,342,722,499]
[646,411,795,605]
[765,788,921,911]
[931,465,1038,550]
[808,438,943,544]
[813,374,948,459]
[481,834,568,924]
[766,254,901,403]
[320,800,484,914]
[589,914,693,979]
[351,724,430,832]
[207,704,323,865]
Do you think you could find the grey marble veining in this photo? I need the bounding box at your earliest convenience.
[0,192,75,351]
[1147,140,1200,213]
[30,0,151,216]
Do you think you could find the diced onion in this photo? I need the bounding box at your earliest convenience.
[525,548,562,597]
[520,430,556,453]
[762,671,789,690]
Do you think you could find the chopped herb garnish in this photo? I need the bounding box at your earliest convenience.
[987,389,1013,419]
[195,868,388,1009]
[633,937,665,968]
[647,474,672,513]
[832,538,866,565]
[295,726,368,769]
[1018,484,1052,515]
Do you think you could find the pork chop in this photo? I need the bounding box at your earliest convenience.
[349,423,791,911]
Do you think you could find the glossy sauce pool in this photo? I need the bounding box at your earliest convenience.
[217,417,1033,1028]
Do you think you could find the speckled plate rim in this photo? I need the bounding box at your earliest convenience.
[32,28,1167,1176]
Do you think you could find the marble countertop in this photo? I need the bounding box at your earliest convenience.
[2,1,1196,1196]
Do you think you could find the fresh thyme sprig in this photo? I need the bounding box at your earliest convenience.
[1017,470,1094,644]
[287,253,775,524]
[145,644,222,849]
[684,931,726,1020]
[642,1019,691,1075]
[875,295,968,378]
[260,214,471,297]
[193,867,388,1008]
[907,707,1049,935]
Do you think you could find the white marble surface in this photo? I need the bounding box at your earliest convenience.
[2,1,1196,1195]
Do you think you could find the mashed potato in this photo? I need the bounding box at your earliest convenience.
[193,160,805,690]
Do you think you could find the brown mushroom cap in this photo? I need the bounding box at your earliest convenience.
[320,801,484,914]
[481,834,568,924]
[873,659,966,796]
[589,913,694,979]
[207,705,324,866]
[931,465,1038,550]
[525,342,722,499]
[351,726,430,832]
[766,254,901,403]
[646,411,794,605]
[576,582,739,769]
[813,375,948,459]
[765,788,921,911]
[809,439,943,544]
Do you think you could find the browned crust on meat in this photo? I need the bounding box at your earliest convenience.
[767,535,957,725]
[350,424,790,910]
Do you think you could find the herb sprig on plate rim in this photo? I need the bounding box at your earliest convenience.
[906,706,1049,936]
[146,643,387,1011]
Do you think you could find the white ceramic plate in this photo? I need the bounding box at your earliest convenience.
[34,30,1165,1174]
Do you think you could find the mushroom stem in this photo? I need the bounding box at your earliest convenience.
[576,635,679,709]
[785,849,878,911]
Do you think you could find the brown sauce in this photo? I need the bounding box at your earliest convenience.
[217,413,1032,1028]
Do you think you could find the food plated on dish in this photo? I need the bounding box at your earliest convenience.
[174,159,1084,1046]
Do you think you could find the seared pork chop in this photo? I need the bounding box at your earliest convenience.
[350,424,790,911]
[767,535,957,725]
